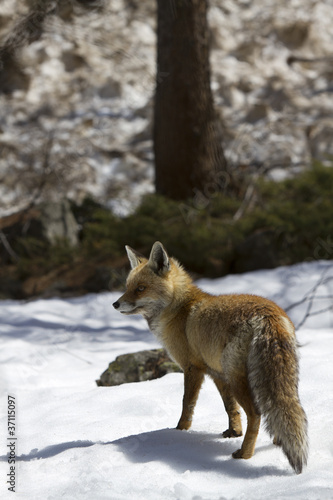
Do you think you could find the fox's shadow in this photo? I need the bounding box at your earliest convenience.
[112,428,288,478]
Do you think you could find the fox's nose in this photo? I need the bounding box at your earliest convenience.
[113,301,120,309]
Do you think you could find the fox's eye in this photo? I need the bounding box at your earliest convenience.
[136,285,145,293]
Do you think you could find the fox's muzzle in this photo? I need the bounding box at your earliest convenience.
[112,297,138,314]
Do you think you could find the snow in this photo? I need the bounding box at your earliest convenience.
[1,260,333,499]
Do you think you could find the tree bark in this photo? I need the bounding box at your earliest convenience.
[153,0,227,200]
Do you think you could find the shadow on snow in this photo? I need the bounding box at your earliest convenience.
[0,430,289,477]
[111,428,289,478]
[0,440,95,461]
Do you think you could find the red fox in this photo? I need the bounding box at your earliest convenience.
[113,241,308,474]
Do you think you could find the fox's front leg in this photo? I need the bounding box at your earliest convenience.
[177,365,204,430]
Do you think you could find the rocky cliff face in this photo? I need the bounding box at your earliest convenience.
[0,0,332,216]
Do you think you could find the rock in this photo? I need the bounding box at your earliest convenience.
[97,77,122,99]
[0,54,30,94]
[61,51,87,72]
[245,103,268,123]
[274,20,310,49]
[56,0,75,21]
[260,80,291,112]
[96,348,182,386]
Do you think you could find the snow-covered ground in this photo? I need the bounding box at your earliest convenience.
[1,260,333,499]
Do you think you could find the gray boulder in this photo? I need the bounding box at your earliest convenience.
[96,349,182,386]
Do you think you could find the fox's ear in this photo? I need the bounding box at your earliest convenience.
[125,246,146,269]
[148,241,170,275]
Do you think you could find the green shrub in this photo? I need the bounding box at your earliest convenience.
[247,162,333,262]
[78,162,333,276]
[9,162,333,293]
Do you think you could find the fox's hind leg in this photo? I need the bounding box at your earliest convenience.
[213,378,243,438]
[232,379,261,459]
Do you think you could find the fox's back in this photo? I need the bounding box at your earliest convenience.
[185,291,295,375]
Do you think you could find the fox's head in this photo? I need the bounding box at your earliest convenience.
[113,241,180,319]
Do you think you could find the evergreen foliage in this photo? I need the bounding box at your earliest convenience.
[8,163,333,293]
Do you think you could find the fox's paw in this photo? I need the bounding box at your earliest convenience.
[273,436,282,446]
[222,428,242,438]
[176,421,191,431]
[232,449,252,459]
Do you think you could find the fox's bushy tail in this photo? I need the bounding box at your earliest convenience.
[248,315,308,474]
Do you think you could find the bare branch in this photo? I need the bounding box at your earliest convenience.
[286,277,333,313]
[233,183,256,221]
[287,267,333,330]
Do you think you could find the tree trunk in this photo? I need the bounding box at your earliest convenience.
[153,0,227,200]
